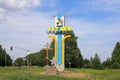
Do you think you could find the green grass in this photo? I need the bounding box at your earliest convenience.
[0,66,80,80]
[66,68,120,80]
[0,66,120,80]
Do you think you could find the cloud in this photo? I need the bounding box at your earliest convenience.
[0,0,56,59]
[0,7,6,21]
[0,11,54,58]
[0,7,5,14]
[66,17,120,61]
[0,0,42,22]
[0,0,41,10]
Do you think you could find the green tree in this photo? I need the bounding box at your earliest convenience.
[64,31,83,68]
[111,62,120,69]
[83,58,91,68]
[26,53,38,65]
[102,57,112,69]
[111,42,120,69]
[0,44,12,66]
[91,53,103,69]
[14,57,23,66]
[26,49,53,67]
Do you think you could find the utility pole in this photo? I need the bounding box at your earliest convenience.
[5,54,7,67]
[42,43,53,65]
[10,46,30,66]
[10,46,14,67]
[27,51,30,66]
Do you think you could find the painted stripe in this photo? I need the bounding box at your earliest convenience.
[57,34,62,64]
[62,35,71,64]
[48,36,57,59]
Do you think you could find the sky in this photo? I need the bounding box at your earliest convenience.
[0,0,120,62]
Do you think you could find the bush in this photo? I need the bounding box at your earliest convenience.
[111,62,120,69]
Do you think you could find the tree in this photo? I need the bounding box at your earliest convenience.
[64,31,83,68]
[91,53,103,69]
[111,42,120,69]
[83,58,91,68]
[0,44,12,66]
[26,53,38,66]
[26,49,53,67]
[102,57,112,69]
[14,57,23,66]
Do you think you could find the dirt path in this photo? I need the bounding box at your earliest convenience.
[45,66,90,78]
[60,70,90,79]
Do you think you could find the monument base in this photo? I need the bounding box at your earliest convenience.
[55,64,64,71]
[45,65,58,75]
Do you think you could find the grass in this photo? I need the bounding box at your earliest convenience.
[0,66,120,80]
[0,66,45,80]
[66,68,120,80]
[0,66,80,80]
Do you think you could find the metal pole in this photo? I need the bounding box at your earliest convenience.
[13,55,14,67]
[10,46,30,66]
[69,62,71,68]
[27,51,30,66]
[5,54,7,67]
[46,49,48,65]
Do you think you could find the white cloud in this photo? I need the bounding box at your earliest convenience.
[0,7,6,20]
[66,17,120,61]
[0,0,41,10]
[0,11,54,58]
[0,0,41,22]
[0,0,55,59]
[0,7,5,13]
[33,0,41,7]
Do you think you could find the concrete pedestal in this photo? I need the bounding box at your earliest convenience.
[56,64,64,71]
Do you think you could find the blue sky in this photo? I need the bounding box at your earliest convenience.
[0,0,120,61]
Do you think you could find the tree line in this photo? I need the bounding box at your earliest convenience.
[0,31,120,69]
[0,45,12,66]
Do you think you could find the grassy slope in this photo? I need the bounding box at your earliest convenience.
[0,66,120,80]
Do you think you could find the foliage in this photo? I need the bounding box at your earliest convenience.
[111,42,120,69]
[90,54,103,69]
[83,54,103,69]
[0,44,12,66]
[83,58,91,68]
[64,31,83,68]
[111,62,120,69]
[26,49,54,67]
[14,57,25,66]
[102,57,112,69]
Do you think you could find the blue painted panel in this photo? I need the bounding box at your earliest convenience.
[57,34,62,64]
